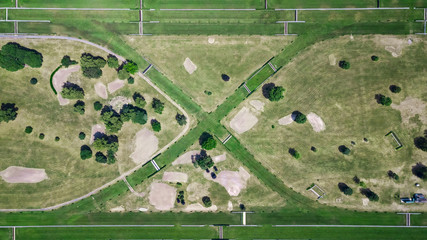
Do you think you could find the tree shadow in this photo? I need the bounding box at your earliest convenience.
[412,162,427,179]
[374,94,384,104]
[291,111,303,121]
[338,145,348,153]
[262,83,275,99]
[199,132,213,145]
[338,182,348,192]
[221,74,230,82]
[414,137,427,151]
[288,148,297,156]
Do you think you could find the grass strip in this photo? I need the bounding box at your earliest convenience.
[245,63,276,91]
[49,65,62,95]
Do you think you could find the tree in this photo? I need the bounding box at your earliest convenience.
[152,98,165,114]
[107,54,119,69]
[360,188,379,201]
[371,55,379,61]
[375,94,392,106]
[268,86,285,102]
[61,82,84,99]
[94,101,103,111]
[100,106,123,133]
[123,61,138,74]
[80,53,106,78]
[389,85,401,93]
[339,60,350,69]
[194,150,214,170]
[39,133,45,140]
[175,113,187,126]
[202,196,212,207]
[199,132,216,150]
[221,74,230,81]
[292,111,306,124]
[127,76,134,84]
[73,100,85,115]
[25,126,33,134]
[95,152,107,163]
[117,68,130,80]
[30,78,38,85]
[55,136,60,142]
[339,145,351,155]
[239,204,246,211]
[79,132,86,140]
[133,92,146,108]
[412,162,427,180]
[338,183,353,196]
[120,104,147,125]
[82,67,102,79]
[61,55,77,68]
[92,134,119,153]
[289,148,301,159]
[0,42,43,71]
[107,150,116,164]
[80,145,92,160]
[414,137,427,152]
[0,103,18,123]
[151,119,161,132]
[387,170,399,180]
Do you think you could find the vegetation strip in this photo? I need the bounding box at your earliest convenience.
[49,65,62,95]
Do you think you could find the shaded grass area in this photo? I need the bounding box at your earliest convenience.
[269,0,376,9]
[245,63,275,91]
[143,0,264,9]
[19,0,139,8]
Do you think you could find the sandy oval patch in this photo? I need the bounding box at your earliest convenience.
[328,54,336,66]
[213,153,226,163]
[205,167,250,196]
[90,124,106,144]
[187,182,209,202]
[94,82,108,99]
[278,114,293,125]
[208,37,215,44]
[172,150,200,165]
[108,79,125,94]
[52,65,80,105]
[109,96,131,112]
[227,201,233,211]
[183,57,197,75]
[391,97,427,125]
[185,203,217,212]
[230,107,258,134]
[148,182,176,210]
[0,166,48,183]
[250,100,265,112]
[307,112,326,132]
[162,172,188,183]
[130,128,159,164]
[374,36,411,58]
[110,206,125,212]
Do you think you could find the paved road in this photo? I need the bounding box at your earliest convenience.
[0,34,190,212]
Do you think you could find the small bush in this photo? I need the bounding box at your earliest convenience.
[339,145,351,155]
[107,54,119,69]
[94,101,103,111]
[118,68,130,80]
[339,60,350,69]
[199,132,216,150]
[311,146,317,152]
[55,136,60,142]
[387,170,399,181]
[289,148,301,159]
[133,92,146,108]
[389,85,401,93]
[39,133,45,140]
[175,113,187,126]
[151,119,161,132]
[338,182,353,196]
[61,55,77,68]
[371,55,379,61]
[25,126,33,134]
[221,74,230,81]
[375,94,392,106]
[123,61,138,74]
[80,145,92,160]
[292,111,307,124]
[95,152,107,163]
[73,100,85,115]
[202,196,212,207]
[30,78,38,85]
[239,204,246,211]
[204,90,212,96]
[127,76,134,84]
[152,98,164,114]
[359,181,367,188]
[360,188,379,202]
[79,132,86,140]
[353,176,360,184]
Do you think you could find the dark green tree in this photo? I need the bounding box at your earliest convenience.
[175,113,187,126]
[289,148,301,159]
[107,54,119,69]
[61,55,77,68]
[123,61,138,74]
[30,78,38,85]
[371,55,379,61]
[107,150,116,164]
[95,152,107,163]
[268,86,285,102]
[80,145,93,160]
[414,137,427,152]
[360,188,379,201]
[127,76,135,84]
[389,85,401,93]
[0,42,43,71]
[339,60,350,69]
[117,68,130,80]
[151,119,161,132]
[152,98,164,114]
[94,101,103,111]
[202,196,212,207]
[25,126,33,134]
[292,111,306,124]
[387,170,399,180]
[73,100,85,115]
[133,92,146,108]
[339,145,351,155]
[338,183,353,196]
[61,82,84,99]
[0,103,18,123]
[39,133,45,140]
[100,106,123,133]
[79,132,86,140]
[412,162,427,180]
[199,132,216,150]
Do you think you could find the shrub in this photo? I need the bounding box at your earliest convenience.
[389,85,401,93]
[95,152,107,163]
[311,146,317,152]
[202,196,212,207]
[82,67,102,79]
[289,148,301,159]
[151,119,161,132]
[221,74,230,81]
[61,55,77,68]
[204,90,212,95]
[360,188,379,201]
[127,76,134,84]
[353,176,360,184]
[0,42,43,71]
[375,94,392,106]
[80,145,92,160]
[339,145,351,155]
[268,86,285,102]
[239,204,246,211]
[339,60,350,69]
[30,78,38,85]
[118,68,130,80]
[387,170,399,181]
[338,183,353,196]
[414,137,427,152]
[292,111,306,124]
[39,133,45,140]
[61,82,84,99]
[55,136,60,142]
[194,150,214,170]
[0,103,18,123]
[412,162,427,180]
[133,92,146,108]
[371,55,379,61]
[94,101,103,111]
[79,132,86,140]
[100,106,123,133]
[107,54,119,69]
[123,61,138,74]
[175,113,187,126]
[152,98,164,114]
[25,126,33,134]
[199,132,216,150]
[73,100,85,115]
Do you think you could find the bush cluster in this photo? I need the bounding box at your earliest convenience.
[133,92,146,108]
[61,82,84,99]
[61,55,77,68]
[152,98,165,114]
[176,191,185,205]
[338,183,353,195]
[120,104,148,125]
[194,150,214,170]
[0,103,18,123]
[199,132,216,150]
[175,113,187,126]
[80,53,106,78]
[0,42,43,71]
[376,94,392,106]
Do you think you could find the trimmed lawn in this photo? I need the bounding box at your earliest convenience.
[245,63,276,91]
[19,0,139,8]
[269,0,376,9]
[144,0,264,9]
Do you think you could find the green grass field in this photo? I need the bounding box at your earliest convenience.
[19,0,139,8]
[0,0,14,7]
[0,228,10,240]
[270,0,376,9]
[245,63,276,91]
[143,0,263,9]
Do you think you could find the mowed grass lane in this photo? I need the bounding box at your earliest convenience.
[0,0,14,7]
[144,0,264,9]
[19,0,139,8]
[0,228,10,240]
[269,0,376,9]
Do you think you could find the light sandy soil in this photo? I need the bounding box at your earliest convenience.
[109,96,131,112]
[94,82,108,99]
[107,79,125,94]
[205,167,250,196]
[362,198,369,206]
[148,182,176,210]
[0,166,48,183]
[183,57,197,74]
[52,65,80,105]
[130,128,159,164]
[90,124,106,144]
[208,37,215,44]
[278,114,293,125]
[138,207,148,212]
[162,172,188,183]
[227,201,233,211]
[110,206,125,212]
[307,112,326,132]
[212,153,226,163]
[328,54,336,66]
[391,97,427,125]
[172,150,200,165]
[249,100,265,112]
[230,107,259,134]
[374,35,416,57]
[185,203,218,212]
[186,182,209,202]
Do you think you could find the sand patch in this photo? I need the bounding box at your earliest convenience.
[230,107,258,134]
[52,65,80,105]
[110,206,125,212]
[185,203,217,212]
[187,182,209,201]
[328,54,336,66]
[250,100,265,112]
[108,79,125,94]
[94,82,108,99]
[148,182,176,210]
[205,167,250,196]
[374,35,413,57]
[0,166,48,183]
[208,37,215,44]
[227,201,233,211]
[138,207,148,212]
[391,97,427,125]
[307,112,326,132]
[130,128,159,164]
[90,124,106,144]
[162,172,188,183]
[362,198,369,206]
[213,153,226,163]
[172,150,200,165]
[278,114,293,125]
[183,57,197,75]
[109,96,131,112]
